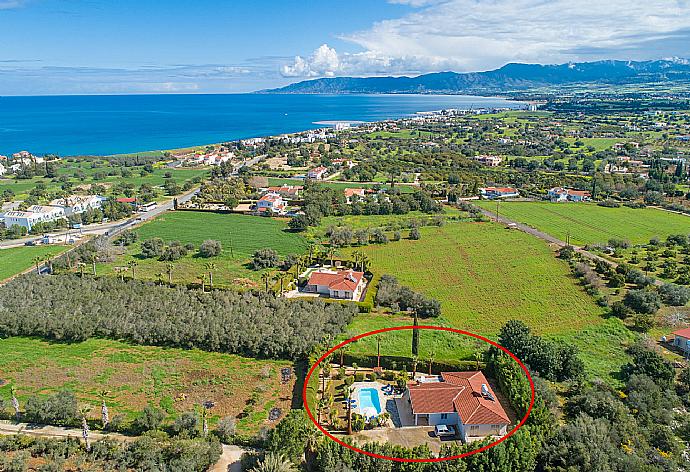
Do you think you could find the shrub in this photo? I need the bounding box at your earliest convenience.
[133,405,166,433]
[624,289,662,314]
[252,248,279,270]
[24,391,78,426]
[199,240,222,257]
[171,411,199,437]
[354,372,365,382]
[409,227,421,240]
[141,238,165,258]
[658,283,690,306]
[214,416,236,443]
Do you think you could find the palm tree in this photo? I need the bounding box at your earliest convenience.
[166,263,174,285]
[250,452,295,472]
[351,250,363,271]
[427,351,436,375]
[114,266,127,281]
[33,256,43,274]
[80,406,91,452]
[304,426,322,471]
[155,272,164,285]
[77,262,86,277]
[204,262,217,290]
[90,254,98,276]
[10,386,20,421]
[127,260,138,280]
[307,244,317,264]
[326,247,337,267]
[261,272,272,293]
[352,362,358,377]
[337,345,349,367]
[197,273,206,291]
[276,272,289,294]
[99,390,110,429]
[361,254,371,273]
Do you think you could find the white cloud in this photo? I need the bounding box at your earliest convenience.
[282,0,690,78]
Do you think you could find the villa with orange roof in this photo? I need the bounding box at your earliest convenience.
[402,371,510,441]
[304,269,366,300]
[343,188,366,203]
[255,192,286,215]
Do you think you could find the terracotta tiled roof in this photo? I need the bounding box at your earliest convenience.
[307,270,363,291]
[673,328,690,338]
[408,371,510,425]
[344,188,365,198]
[483,187,517,194]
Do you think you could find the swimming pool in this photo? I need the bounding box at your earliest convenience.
[358,388,382,416]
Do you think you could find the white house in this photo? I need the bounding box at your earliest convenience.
[547,187,591,202]
[343,188,366,204]
[305,269,366,300]
[255,192,286,215]
[473,155,503,167]
[0,162,6,176]
[307,166,328,180]
[3,205,66,231]
[49,195,102,217]
[673,328,690,354]
[403,371,510,442]
[479,187,520,199]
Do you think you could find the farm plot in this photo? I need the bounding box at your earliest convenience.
[0,337,294,434]
[97,211,307,288]
[477,201,690,246]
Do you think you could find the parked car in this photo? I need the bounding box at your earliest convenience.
[434,424,456,438]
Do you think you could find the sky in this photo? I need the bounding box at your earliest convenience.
[1,0,690,95]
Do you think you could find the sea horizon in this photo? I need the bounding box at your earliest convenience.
[0,93,524,157]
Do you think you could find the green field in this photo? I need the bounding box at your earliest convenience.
[0,164,208,200]
[478,201,690,246]
[0,245,68,281]
[341,221,632,382]
[265,178,417,193]
[0,337,293,433]
[98,211,307,288]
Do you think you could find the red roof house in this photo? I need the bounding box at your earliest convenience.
[404,371,510,440]
[305,269,365,300]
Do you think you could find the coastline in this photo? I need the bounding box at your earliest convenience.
[0,94,525,158]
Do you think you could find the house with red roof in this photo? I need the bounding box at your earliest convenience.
[479,187,519,199]
[305,269,366,300]
[255,192,286,215]
[402,371,510,441]
[548,187,591,202]
[672,327,690,353]
[343,188,366,203]
[265,185,303,198]
[307,166,328,180]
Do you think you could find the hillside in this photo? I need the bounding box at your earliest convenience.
[263,59,690,94]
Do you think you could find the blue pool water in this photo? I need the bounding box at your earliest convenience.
[0,93,524,156]
[358,388,382,415]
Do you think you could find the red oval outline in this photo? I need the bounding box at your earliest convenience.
[302,325,535,462]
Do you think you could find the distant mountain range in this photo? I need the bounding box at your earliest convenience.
[262,59,690,95]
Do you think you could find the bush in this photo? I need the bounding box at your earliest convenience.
[141,238,165,258]
[214,416,236,443]
[658,283,690,306]
[354,372,365,382]
[133,405,166,433]
[171,411,199,437]
[252,248,279,270]
[24,391,78,426]
[375,274,441,317]
[624,289,662,314]
[198,240,222,257]
[409,227,421,240]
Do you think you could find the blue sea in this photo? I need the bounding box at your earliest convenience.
[0,94,523,157]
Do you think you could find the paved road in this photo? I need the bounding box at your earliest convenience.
[0,420,246,471]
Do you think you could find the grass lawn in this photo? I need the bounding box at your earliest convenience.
[98,211,307,288]
[477,201,690,246]
[341,221,632,383]
[0,245,69,282]
[0,337,294,434]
